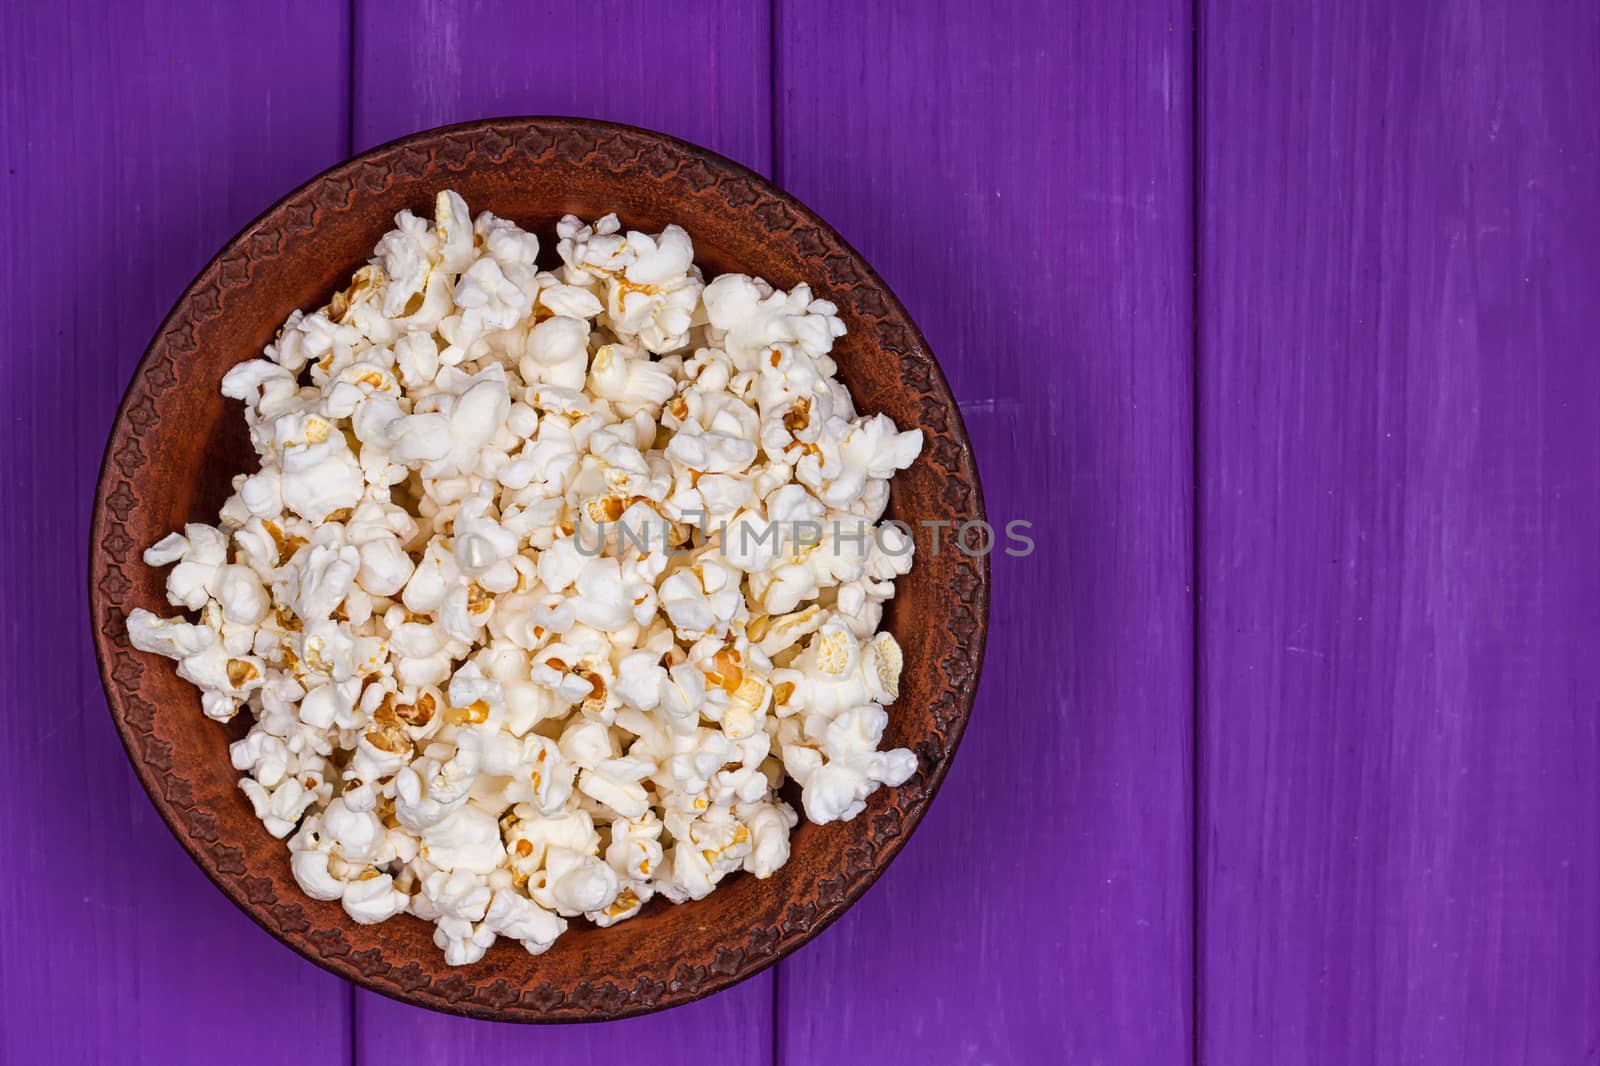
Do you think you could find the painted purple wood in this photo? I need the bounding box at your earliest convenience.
[1198,1,1600,1063]
[350,1,774,1059]
[351,0,771,173]
[0,3,354,1064]
[774,3,1195,1063]
[12,0,1600,1059]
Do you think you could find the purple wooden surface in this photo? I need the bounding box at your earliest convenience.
[352,0,771,170]
[774,2,1195,1063]
[1198,1,1600,1063]
[350,2,775,1062]
[0,3,354,1064]
[9,0,1600,1061]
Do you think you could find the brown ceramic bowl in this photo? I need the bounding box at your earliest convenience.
[89,117,988,1021]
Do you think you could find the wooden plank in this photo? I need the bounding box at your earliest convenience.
[1198,1,1600,1061]
[352,0,770,171]
[350,1,774,1058]
[0,2,354,1064]
[774,2,1195,1062]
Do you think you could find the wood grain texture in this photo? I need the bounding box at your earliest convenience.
[351,1,774,1057]
[774,2,1195,1063]
[352,0,771,175]
[0,3,354,1064]
[16,0,1600,1057]
[1198,1,1600,1062]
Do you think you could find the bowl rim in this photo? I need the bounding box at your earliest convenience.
[90,115,990,1021]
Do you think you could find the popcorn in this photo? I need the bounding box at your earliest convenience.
[420,803,506,874]
[412,868,495,965]
[743,800,798,878]
[484,888,565,954]
[145,524,226,611]
[605,813,665,882]
[702,274,846,363]
[276,415,366,523]
[451,491,519,592]
[342,872,411,925]
[782,704,917,824]
[294,542,360,622]
[659,560,744,636]
[126,608,214,660]
[395,738,478,832]
[245,776,318,839]
[538,847,621,916]
[520,316,591,390]
[214,564,270,625]
[577,755,655,820]
[128,192,923,964]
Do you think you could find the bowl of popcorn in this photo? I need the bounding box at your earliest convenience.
[90,118,987,1020]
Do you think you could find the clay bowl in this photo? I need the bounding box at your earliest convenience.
[89,117,988,1021]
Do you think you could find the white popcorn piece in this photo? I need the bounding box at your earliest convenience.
[127,194,927,965]
[145,524,226,611]
[230,727,290,789]
[504,807,600,876]
[276,415,366,523]
[294,542,360,622]
[287,818,347,898]
[783,704,918,824]
[484,888,565,955]
[214,564,270,625]
[245,776,318,839]
[412,868,496,966]
[341,872,410,925]
[321,799,395,866]
[605,813,665,882]
[537,847,621,917]
[577,755,655,820]
[420,802,506,875]
[519,316,591,391]
[659,559,744,637]
[743,800,799,878]
[434,190,476,273]
[702,274,846,363]
[586,879,653,928]
[395,737,479,832]
[126,608,215,660]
